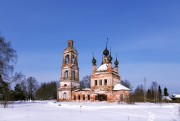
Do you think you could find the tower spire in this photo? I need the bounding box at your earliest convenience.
[106,37,109,49]
[92,52,96,66]
[114,54,119,67]
[103,38,109,56]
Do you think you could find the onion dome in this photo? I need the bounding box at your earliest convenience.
[114,57,119,67]
[103,40,109,56]
[92,57,96,66]
[103,47,109,56]
[92,56,96,66]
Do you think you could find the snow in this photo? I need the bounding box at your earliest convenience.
[172,94,180,98]
[162,96,172,101]
[0,101,180,121]
[82,88,91,91]
[97,64,108,71]
[113,84,131,91]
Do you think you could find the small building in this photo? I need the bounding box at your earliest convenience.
[57,40,130,102]
[171,94,180,101]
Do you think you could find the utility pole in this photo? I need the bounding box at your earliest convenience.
[144,77,146,102]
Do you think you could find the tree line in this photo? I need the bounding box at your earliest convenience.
[0,34,176,108]
[120,80,170,103]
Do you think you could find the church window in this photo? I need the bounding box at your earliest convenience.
[99,79,102,85]
[63,92,66,100]
[83,95,85,100]
[64,70,68,79]
[65,55,69,64]
[64,84,67,87]
[95,80,97,85]
[78,95,81,100]
[72,55,75,64]
[104,79,107,85]
[88,95,90,100]
[73,71,75,80]
[74,95,76,100]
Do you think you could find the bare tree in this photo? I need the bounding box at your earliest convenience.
[80,75,90,89]
[121,79,133,90]
[150,81,158,103]
[18,75,28,100]
[27,77,38,100]
[133,84,144,102]
[0,35,22,107]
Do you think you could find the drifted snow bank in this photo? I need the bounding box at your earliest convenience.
[0,101,180,121]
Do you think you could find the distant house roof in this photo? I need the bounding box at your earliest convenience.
[97,64,108,71]
[172,94,180,98]
[113,84,131,91]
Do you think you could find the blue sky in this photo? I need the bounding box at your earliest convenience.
[0,0,180,94]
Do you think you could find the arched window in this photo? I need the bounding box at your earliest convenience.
[83,95,85,100]
[104,79,107,85]
[72,55,75,64]
[63,92,66,100]
[99,79,102,85]
[64,70,68,79]
[74,95,76,100]
[65,55,69,64]
[73,71,75,80]
[64,84,67,87]
[78,95,81,100]
[95,80,97,85]
[88,95,90,100]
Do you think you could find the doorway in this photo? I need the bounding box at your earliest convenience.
[95,94,107,101]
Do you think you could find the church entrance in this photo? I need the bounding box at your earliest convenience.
[95,94,107,101]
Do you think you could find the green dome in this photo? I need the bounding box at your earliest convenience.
[114,58,119,67]
[103,47,109,56]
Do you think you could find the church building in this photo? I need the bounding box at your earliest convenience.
[57,40,130,102]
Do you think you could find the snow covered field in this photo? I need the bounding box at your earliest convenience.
[0,101,180,121]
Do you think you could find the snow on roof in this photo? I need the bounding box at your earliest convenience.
[74,89,80,92]
[113,84,131,91]
[94,91,106,94]
[172,94,180,98]
[97,64,108,71]
[82,88,91,91]
[162,96,172,101]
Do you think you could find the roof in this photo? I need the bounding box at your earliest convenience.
[162,96,172,101]
[113,84,131,91]
[94,91,106,94]
[82,88,91,91]
[172,94,180,98]
[97,64,108,71]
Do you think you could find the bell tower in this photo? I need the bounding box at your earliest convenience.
[58,40,80,101]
